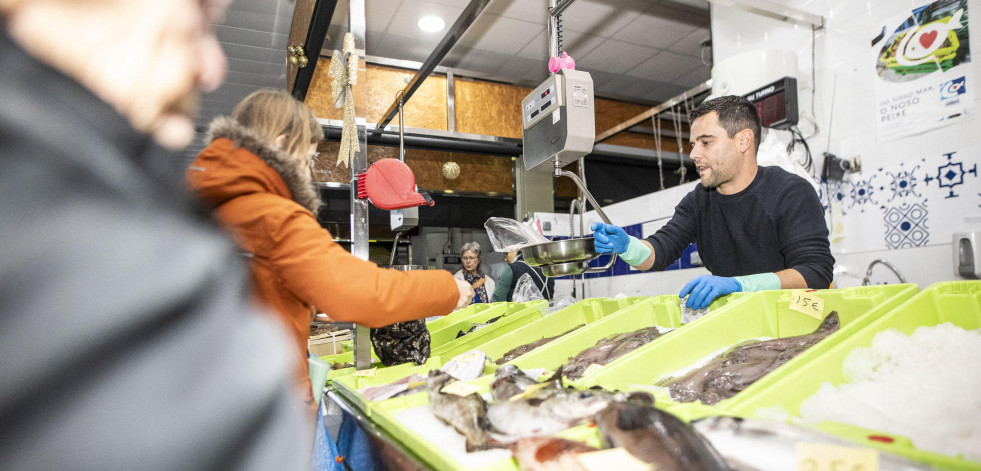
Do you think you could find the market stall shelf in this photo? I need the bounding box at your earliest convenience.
[428,301,546,351]
[507,292,753,380]
[581,284,918,411]
[430,303,550,358]
[476,297,650,364]
[726,281,981,471]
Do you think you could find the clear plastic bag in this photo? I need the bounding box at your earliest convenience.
[548,295,577,314]
[680,297,710,324]
[484,217,549,253]
[512,273,546,303]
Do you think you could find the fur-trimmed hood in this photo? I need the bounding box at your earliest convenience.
[190,116,320,213]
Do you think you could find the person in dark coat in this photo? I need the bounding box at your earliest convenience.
[492,250,555,302]
[592,96,834,310]
[0,0,312,469]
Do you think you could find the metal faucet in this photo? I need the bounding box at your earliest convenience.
[862,259,907,285]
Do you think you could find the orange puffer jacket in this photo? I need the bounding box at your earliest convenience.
[187,117,458,406]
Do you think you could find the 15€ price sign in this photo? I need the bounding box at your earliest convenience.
[796,443,879,471]
[790,290,825,319]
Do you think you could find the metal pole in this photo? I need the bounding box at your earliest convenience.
[348,0,372,370]
[376,0,491,131]
[547,0,559,63]
[397,90,405,162]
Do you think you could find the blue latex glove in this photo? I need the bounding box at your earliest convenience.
[590,222,630,254]
[680,275,742,310]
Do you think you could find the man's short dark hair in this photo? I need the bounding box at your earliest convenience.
[689,95,762,153]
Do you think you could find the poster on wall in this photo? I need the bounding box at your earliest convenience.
[873,0,972,140]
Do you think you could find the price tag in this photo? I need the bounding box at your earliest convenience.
[440,381,481,397]
[457,351,482,363]
[576,448,653,471]
[581,363,604,378]
[789,290,825,319]
[352,367,377,377]
[795,442,879,471]
[509,382,550,401]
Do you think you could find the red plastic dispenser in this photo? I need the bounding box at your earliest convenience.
[356,158,434,210]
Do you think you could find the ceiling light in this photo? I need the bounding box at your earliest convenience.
[418,15,445,33]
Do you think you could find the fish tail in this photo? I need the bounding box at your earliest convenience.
[465,437,499,452]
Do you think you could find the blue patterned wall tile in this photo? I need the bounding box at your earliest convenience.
[881,201,930,249]
[846,176,879,212]
[882,163,923,203]
[923,151,979,199]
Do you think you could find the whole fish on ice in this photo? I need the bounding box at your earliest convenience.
[595,398,729,470]
[692,416,934,471]
[426,370,493,452]
[662,312,840,405]
[563,326,663,380]
[491,364,540,401]
[495,325,584,365]
[486,369,620,441]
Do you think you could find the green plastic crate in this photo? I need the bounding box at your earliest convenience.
[364,374,718,471]
[506,294,693,377]
[726,281,981,470]
[367,377,611,471]
[426,303,497,334]
[476,297,651,364]
[331,356,477,416]
[582,284,918,412]
[428,302,542,350]
[430,303,548,358]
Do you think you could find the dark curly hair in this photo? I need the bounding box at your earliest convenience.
[689,95,761,153]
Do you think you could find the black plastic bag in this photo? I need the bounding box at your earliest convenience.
[370,320,430,366]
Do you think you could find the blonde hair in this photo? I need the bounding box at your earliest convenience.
[231,89,324,157]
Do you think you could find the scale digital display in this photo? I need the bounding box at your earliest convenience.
[743,77,798,130]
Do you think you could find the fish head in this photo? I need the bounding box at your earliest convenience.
[548,390,614,422]
[817,311,841,333]
[495,364,521,378]
[427,369,452,390]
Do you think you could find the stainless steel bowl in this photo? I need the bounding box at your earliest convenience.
[539,260,592,277]
[386,265,429,271]
[521,237,599,266]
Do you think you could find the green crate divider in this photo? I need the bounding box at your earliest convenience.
[726,281,981,470]
[428,302,539,350]
[431,303,549,358]
[333,356,450,416]
[507,291,754,379]
[582,284,918,410]
[506,295,678,374]
[476,297,651,364]
[426,303,496,332]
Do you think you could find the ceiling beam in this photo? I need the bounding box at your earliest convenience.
[290,0,339,101]
[375,0,492,132]
[595,80,712,144]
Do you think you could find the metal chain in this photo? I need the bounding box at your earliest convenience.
[651,111,665,191]
[671,103,686,184]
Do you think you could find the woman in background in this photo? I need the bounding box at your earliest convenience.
[187,89,472,411]
[492,250,554,302]
[454,241,495,304]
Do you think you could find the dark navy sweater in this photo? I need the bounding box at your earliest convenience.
[645,166,834,289]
